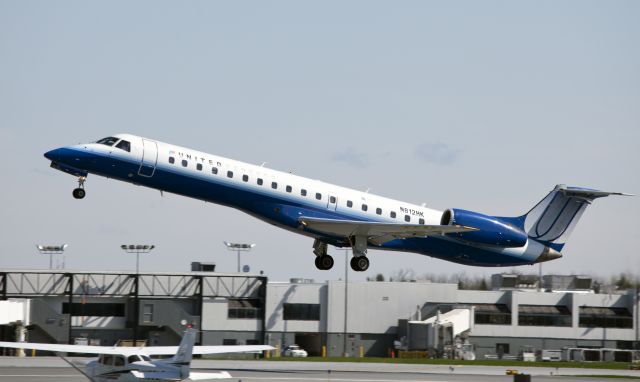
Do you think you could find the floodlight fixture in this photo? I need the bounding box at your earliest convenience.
[36,244,68,269]
[120,244,155,273]
[223,241,255,273]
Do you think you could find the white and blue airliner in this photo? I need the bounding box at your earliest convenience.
[44,134,629,272]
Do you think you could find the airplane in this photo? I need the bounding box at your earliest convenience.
[0,327,273,381]
[43,134,630,272]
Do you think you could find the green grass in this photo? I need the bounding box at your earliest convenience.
[263,357,632,370]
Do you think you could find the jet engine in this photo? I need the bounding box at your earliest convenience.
[440,209,527,247]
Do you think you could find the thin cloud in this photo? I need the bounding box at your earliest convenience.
[414,142,460,165]
[331,147,370,169]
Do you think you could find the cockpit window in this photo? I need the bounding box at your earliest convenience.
[128,355,141,363]
[115,140,131,152]
[96,137,119,146]
[140,355,151,362]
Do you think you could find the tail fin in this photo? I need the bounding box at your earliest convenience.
[171,328,196,379]
[522,184,631,251]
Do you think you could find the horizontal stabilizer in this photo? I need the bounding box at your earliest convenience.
[300,217,477,245]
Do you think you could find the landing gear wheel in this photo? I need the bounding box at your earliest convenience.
[315,255,334,270]
[72,188,86,199]
[350,256,369,272]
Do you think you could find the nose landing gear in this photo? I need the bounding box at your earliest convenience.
[72,177,86,199]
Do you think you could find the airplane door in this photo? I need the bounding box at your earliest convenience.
[327,194,338,211]
[138,139,158,177]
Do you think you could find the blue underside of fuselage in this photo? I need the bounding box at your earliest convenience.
[53,148,536,267]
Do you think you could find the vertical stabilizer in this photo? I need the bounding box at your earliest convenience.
[172,328,197,379]
[523,184,630,251]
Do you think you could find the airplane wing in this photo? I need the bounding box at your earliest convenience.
[0,341,141,356]
[0,342,273,356]
[141,345,274,356]
[299,217,477,245]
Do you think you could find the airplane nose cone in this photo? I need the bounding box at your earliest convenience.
[44,148,60,161]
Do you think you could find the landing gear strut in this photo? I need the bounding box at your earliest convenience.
[72,177,86,199]
[313,239,334,270]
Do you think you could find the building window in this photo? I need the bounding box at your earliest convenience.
[474,304,511,325]
[496,343,510,355]
[169,157,175,164]
[242,174,249,182]
[362,204,368,212]
[579,307,632,328]
[315,193,322,200]
[181,160,188,167]
[196,163,203,171]
[227,171,233,178]
[376,208,382,215]
[405,215,410,222]
[222,339,238,345]
[347,200,353,208]
[518,305,571,327]
[228,298,262,319]
[212,167,218,174]
[390,211,396,218]
[257,178,263,185]
[301,189,307,196]
[142,304,154,323]
[62,303,125,317]
[286,185,292,193]
[419,218,425,225]
[283,303,320,321]
[271,182,278,189]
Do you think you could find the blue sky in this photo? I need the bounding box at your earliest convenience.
[1,1,638,281]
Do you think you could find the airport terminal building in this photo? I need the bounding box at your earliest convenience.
[0,269,637,360]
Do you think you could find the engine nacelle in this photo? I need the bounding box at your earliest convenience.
[441,208,527,248]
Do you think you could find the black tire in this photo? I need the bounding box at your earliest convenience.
[351,256,369,272]
[72,188,86,199]
[319,255,334,270]
[314,256,323,270]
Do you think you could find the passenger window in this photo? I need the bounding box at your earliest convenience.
[114,356,124,367]
[405,215,411,222]
[257,178,263,185]
[315,193,322,200]
[128,355,140,363]
[419,218,425,225]
[181,160,188,167]
[301,189,307,196]
[96,137,118,146]
[390,211,397,218]
[376,208,382,215]
[196,163,203,171]
[103,355,114,365]
[212,167,218,175]
[115,140,131,152]
[347,200,353,208]
[242,175,249,182]
[227,171,233,178]
[271,182,278,189]
[286,185,292,193]
[330,196,336,204]
[362,204,368,212]
[169,157,175,164]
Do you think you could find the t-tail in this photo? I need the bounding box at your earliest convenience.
[521,184,631,253]
[171,327,196,379]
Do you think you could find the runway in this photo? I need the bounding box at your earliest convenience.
[0,358,639,381]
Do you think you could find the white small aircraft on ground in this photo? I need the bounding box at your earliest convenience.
[0,328,272,381]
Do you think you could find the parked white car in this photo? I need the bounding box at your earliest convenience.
[283,345,308,357]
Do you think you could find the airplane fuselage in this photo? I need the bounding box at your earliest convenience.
[44,134,557,269]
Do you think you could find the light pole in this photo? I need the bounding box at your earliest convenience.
[120,245,155,274]
[223,242,255,273]
[344,248,349,357]
[36,244,68,269]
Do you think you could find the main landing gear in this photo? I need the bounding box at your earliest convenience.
[312,237,370,272]
[313,240,334,270]
[72,177,86,199]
